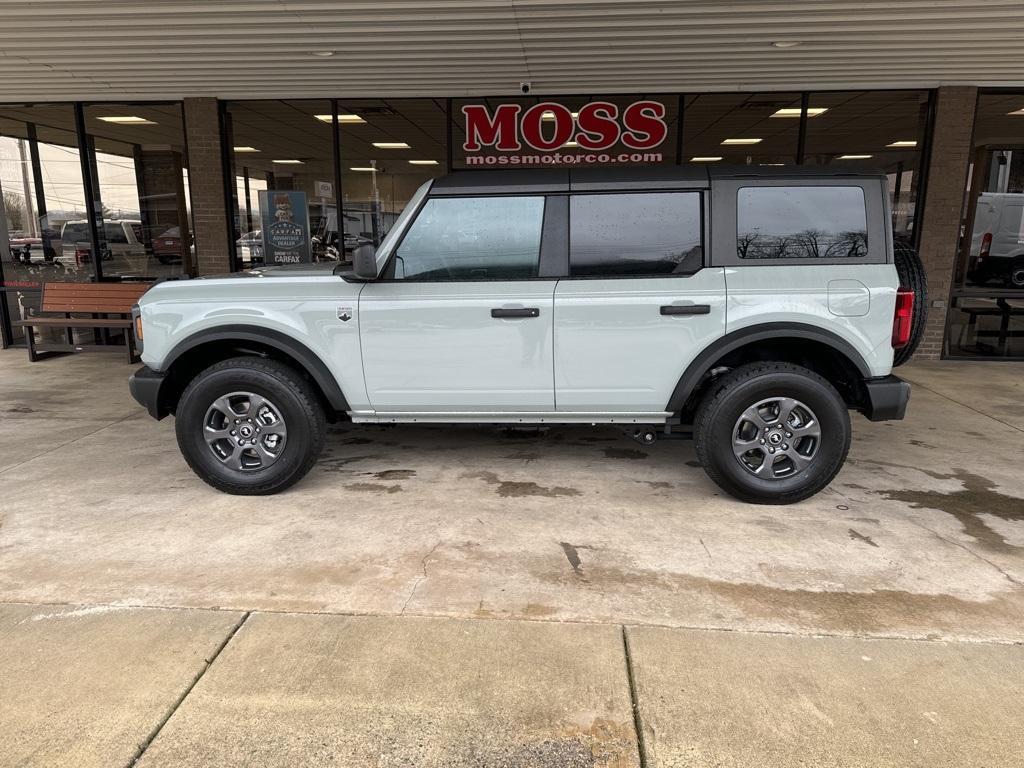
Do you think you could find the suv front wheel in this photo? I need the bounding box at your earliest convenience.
[694,362,851,504]
[175,357,326,495]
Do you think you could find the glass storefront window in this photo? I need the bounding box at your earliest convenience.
[947,92,1024,359]
[226,100,337,268]
[804,91,930,240]
[338,98,447,246]
[683,93,801,166]
[1,105,89,344]
[82,104,192,279]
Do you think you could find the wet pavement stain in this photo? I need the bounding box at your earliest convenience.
[526,558,1024,636]
[343,482,403,494]
[878,468,1024,554]
[603,448,648,460]
[464,471,582,499]
[635,480,673,490]
[372,469,416,480]
[848,528,879,547]
[559,542,584,574]
[318,454,382,473]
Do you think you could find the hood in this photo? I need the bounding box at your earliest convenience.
[197,262,343,279]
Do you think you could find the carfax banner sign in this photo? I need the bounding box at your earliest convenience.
[461,100,668,167]
[258,190,311,264]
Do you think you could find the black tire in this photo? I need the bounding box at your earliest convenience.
[1007,256,1024,289]
[694,362,851,505]
[175,356,325,495]
[892,234,928,367]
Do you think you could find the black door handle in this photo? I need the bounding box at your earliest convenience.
[491,307,540,318]
[660,304,711,316]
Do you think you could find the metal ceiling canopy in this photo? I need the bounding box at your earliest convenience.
[0,0,1022,101]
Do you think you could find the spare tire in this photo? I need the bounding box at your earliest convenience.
[892,234,928,367]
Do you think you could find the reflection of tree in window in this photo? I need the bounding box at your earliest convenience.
[737,186,868,259]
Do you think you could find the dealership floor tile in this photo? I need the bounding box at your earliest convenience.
[626,625,1024,768]
[134,613,640,768]
[0,603,244,768]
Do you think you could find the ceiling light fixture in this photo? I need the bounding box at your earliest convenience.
[887,140,918,148]
[311,50,335,57]
[98,116,156,125]
[838,154,873,160]
[350,166,378,172]
[691,156,723,162]
[770,107,827,118]
[272,159,304,164]
[408,160,439,165]
[771,41,802,48]
[234,146,260,153]
[373,142,410,149]
[1007,108,1024,116]
[315,114,365,124]
[721,138,763,145]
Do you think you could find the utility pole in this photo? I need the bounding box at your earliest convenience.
[17,139,37,236]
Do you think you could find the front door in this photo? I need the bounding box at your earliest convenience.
[359,194,555,412]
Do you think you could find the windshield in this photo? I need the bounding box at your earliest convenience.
[374,180,433,271]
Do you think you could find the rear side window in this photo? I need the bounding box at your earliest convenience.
[394,196,544,280]
[569,192,703,277]
[737,186,868,259]
[104,223,129,244]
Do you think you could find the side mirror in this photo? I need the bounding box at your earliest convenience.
[352,243,378,280]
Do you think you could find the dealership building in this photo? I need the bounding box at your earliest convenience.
[1,1,1023,360]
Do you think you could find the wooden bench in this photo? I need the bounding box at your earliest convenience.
[13,282,150,363]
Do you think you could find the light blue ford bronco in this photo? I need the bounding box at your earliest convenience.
[130,167,923,503]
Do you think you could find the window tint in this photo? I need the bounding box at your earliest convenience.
[395,196,544,280]
[570,192,702,277]
[737,186,868,259]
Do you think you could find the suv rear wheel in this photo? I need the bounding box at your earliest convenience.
[175,357,325,495]
[694,362,850,504]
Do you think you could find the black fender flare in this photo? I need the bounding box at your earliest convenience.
[161,324,349,410]
[665,322,872,413]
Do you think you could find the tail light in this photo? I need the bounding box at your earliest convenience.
[892,288,914,349]
[976,232,992,269]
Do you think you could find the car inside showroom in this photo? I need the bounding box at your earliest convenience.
[0,2,1022,767]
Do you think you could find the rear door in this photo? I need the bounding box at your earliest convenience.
[359,194,557,412]
[553,190,726,412]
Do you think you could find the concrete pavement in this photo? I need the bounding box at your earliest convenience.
[1,349,1023,765]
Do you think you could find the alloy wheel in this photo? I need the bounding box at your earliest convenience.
[732,396,821,479]
[203,391,288,471]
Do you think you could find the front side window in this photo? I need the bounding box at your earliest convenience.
[570,192,703,277]
[737,186,868,259]
[394,196,545,280]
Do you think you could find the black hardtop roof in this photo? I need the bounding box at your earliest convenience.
[428,165,885,196]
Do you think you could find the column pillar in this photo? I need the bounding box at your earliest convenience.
[913,86,977,359]
[183,97,232,275]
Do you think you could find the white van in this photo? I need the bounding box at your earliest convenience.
[967,192,1024,288]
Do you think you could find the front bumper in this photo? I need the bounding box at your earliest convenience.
[128,365,170,420]
[861,375,911,422]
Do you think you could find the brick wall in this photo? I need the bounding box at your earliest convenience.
[913,86,977,359]
[183,97,232,276]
